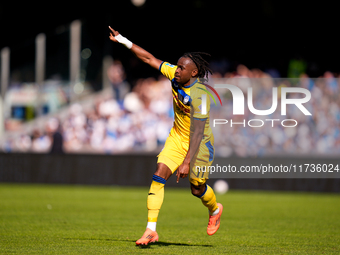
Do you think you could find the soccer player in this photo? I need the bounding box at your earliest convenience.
[109,26,223,245]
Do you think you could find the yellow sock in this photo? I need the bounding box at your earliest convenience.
[200,185,218,214]
[147,175,166,222]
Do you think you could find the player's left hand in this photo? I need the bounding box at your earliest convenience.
[176,162,190,183]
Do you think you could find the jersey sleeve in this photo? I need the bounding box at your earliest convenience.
[159,61,177,81]
[191,85,210,120]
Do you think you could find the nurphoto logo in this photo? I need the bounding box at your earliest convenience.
[199,79,312,128]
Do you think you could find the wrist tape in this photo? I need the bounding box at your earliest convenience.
[115,34,133,49]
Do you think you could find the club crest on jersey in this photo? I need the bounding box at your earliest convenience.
[184,95,189,104]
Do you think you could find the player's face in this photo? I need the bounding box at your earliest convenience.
[174,57,198,86]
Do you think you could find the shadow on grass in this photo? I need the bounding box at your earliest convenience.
[63,238,212,248]
[138,241,213,249]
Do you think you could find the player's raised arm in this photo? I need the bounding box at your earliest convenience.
[109,26,162,70]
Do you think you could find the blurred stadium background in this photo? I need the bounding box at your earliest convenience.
[0,0,339,191]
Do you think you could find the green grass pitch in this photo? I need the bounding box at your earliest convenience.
[0,183,339,254]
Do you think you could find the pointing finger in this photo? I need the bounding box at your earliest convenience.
[108,26,119,36]
[108,26,115,33]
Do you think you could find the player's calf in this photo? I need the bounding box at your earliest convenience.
[191,183,222,234]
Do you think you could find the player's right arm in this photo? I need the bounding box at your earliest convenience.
[109,26,162,70]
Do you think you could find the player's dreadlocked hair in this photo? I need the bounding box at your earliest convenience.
[182,52,213,80]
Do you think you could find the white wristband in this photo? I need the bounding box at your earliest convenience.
[115,34,133,49]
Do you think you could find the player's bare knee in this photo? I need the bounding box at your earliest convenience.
[154,163,172,181]
[191,184,206,197]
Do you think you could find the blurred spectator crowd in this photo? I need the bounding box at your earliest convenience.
[210,64,340,157]
[2,60,340,157]
[2,61,174,154]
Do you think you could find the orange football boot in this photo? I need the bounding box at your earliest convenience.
[207,203,223,235]
[136,228,159,246]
